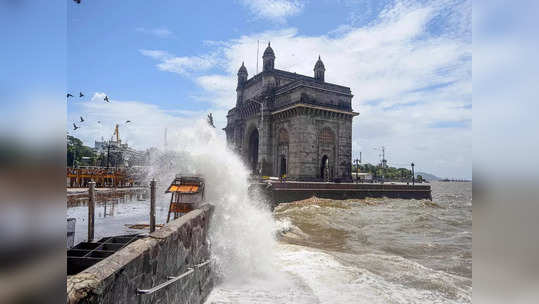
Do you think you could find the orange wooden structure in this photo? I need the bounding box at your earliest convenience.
[165,176,205,222]
[67,166,134,188]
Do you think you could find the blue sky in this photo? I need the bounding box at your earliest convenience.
[66,1,388,111]
[61,0,471,179]
[1,0,65,100]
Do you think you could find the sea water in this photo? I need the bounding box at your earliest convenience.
[205,181,471,304]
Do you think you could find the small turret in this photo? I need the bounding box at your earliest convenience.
[237,62,248,87]
[262,42,275,72]
[314,55,325,82]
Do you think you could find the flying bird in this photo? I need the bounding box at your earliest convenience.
[125,120,131,124]
[79,92,84,97]
[207,113,215,128]
[73,123,79,130]
[67,93,73,98]
[104,95,110,102]
[97,121,101,124]
[80,116,84,122]
[73,0,81,3]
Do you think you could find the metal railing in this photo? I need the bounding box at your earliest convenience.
[136,259,212,295]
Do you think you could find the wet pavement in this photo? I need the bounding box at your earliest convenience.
[66,188,170,245]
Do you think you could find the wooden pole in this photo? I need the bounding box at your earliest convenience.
[150,179,156,233]
[167,193,173,223]
[88,181,96,242]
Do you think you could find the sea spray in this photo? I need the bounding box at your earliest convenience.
[146,119,279,281]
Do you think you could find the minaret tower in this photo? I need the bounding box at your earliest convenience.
[262,42,275,72]
[314,55,325,82]
[237,62,248,86]
[236,62,248,106]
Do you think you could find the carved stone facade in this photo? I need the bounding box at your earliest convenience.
[224,43,358,181]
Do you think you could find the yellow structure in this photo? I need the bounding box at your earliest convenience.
[67,166,133,188]
[165,176,205,222]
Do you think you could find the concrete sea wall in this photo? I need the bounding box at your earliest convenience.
[67,204,214,304]
[253,182,432,205]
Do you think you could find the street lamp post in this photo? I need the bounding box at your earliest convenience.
[73,148,77,169]
[374,146,386,184]
[411,162,415,186]
[382,159,387,184]
[354,158,361,184]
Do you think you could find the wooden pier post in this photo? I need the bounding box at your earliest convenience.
[150,179,156,233]
[88,181,96,242]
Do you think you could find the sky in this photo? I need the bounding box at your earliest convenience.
[64,0,471,179]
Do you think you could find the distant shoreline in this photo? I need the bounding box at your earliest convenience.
[436,179,472,182]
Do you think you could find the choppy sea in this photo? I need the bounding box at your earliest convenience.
[206,181,472,304]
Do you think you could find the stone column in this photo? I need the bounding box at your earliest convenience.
[338,116,353,181]
[258,108,273,176]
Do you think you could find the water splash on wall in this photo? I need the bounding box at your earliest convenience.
[146,119,278,281]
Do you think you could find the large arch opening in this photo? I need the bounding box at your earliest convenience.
[248,128,259,173]
[320,155,329,180]
[319,127,335,181]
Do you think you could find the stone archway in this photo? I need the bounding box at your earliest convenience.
[248,128,259,173]
[318,127,336,180]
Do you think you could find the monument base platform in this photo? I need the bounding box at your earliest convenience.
[250,181,432,207]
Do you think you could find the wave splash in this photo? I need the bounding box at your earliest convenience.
[147,120,278,281]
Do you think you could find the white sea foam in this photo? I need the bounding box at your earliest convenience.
[207,242,471,304]
[148,120,279,281]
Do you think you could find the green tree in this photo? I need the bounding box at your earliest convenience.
[67,135,97,167]
[356,163,413,182]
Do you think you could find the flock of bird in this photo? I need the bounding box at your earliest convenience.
[67,92,130,132]
[70,1,131,134]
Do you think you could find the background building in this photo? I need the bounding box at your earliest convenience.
[94,125,146,167]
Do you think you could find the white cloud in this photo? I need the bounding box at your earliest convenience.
[239,0,304,22]
[136,27,173,38]
[138,0,471,178]
[140,49,218,75]
[195,75,237,108]
[139,49,170,60]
